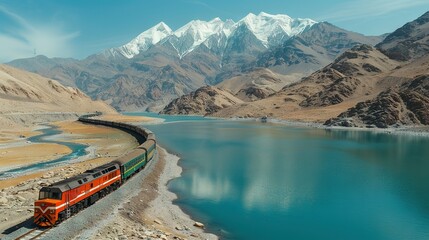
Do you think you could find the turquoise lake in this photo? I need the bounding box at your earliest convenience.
[129,113,429,240]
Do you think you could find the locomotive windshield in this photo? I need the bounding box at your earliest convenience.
[39,188,62,200]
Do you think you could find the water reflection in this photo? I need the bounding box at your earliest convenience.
[177,168,235,201]
[324,128,429,216]
[146,120,429,240]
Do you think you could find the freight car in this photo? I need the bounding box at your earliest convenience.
[34,115,156,227]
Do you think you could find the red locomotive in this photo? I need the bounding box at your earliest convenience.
[34,162,121,226]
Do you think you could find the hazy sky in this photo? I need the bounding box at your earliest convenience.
[0,0,428,62]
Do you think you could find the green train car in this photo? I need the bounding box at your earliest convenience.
[115,138,156,180]
[138,138,156,162]
[115,149,147,180]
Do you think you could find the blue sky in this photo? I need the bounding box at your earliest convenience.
[0,0,428,62]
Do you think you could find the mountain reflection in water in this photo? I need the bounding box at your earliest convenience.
[140,117,429,240]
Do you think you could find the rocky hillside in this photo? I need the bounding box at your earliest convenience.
[216,68,298,102]
[160,86,243,115]
[324,11,429,128]
[326,75,429,128]
[0,64,115,127]
[210,44,399,121]
[298,44,398,107]
[377,11,429,61]
[213,22,384,92]
[254,22,383,75]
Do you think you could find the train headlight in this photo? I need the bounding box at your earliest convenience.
[50,210,54,214]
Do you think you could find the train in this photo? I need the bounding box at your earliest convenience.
[33,114,156,227]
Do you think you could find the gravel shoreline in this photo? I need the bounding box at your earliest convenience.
[142,148,218,240]
[225,116,429,137]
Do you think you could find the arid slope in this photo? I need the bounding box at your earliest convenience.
[160,86,243,115]
[0,64,115,128]
[212,45,400,122]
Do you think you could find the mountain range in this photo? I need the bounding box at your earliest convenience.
[7,12,382,112]
[105,12,317,59]
[165,11,429,128]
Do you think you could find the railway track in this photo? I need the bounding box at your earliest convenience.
[14,227,51,240]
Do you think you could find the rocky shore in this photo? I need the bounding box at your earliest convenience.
[228,116,429,138]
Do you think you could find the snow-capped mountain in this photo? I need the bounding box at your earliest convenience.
[238,12,316,47]
[107,12,317,59]
[167,17,235,58]
[105,22,173,58]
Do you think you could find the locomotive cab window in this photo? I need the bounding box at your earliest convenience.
[39,189,62,200]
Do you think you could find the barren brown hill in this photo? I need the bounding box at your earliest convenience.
[211,44,428,125]
[325,71,429,128]
[377,11,429,61]
[160,86,243,115]
[0,64,115,128]
[299,44,399,107]
[216,68,300,102]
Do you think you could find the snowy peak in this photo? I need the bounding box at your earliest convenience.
[169,18,235,58]
[107,12,317,59]
[134,21,172,44]
[152,22,173,36]
[112,22,173,58]
[173,19,225,39]
[237,12,316,47]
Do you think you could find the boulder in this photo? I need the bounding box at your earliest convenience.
[0,197,8,205]
[193,221,205,228]
[16,195,26,201]
[41,174,51,179]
